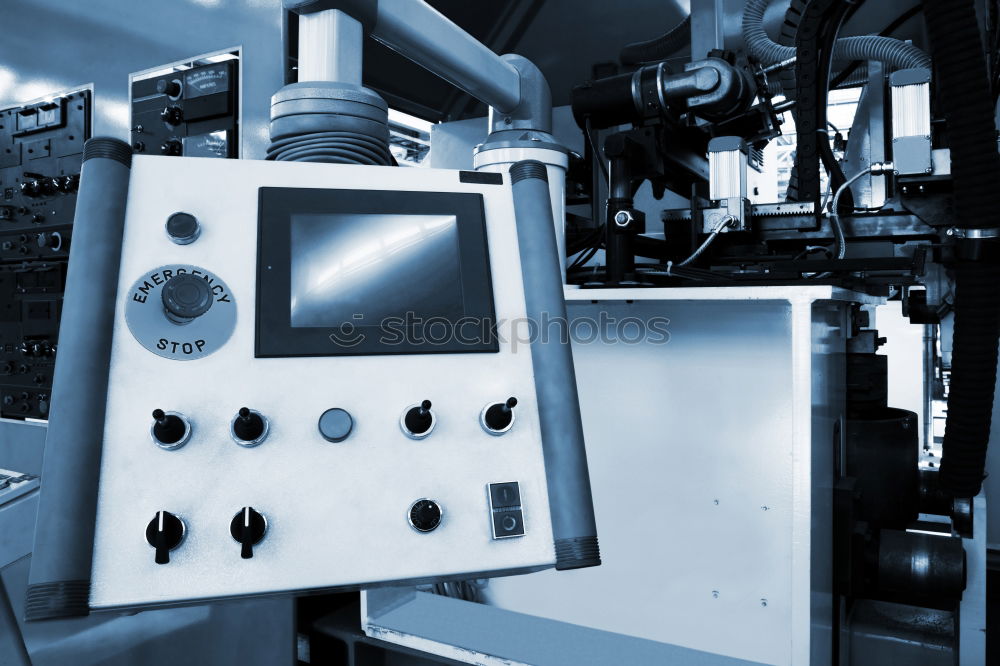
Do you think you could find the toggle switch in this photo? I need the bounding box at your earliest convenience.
[150,409,191,450]
[230,507,267,559]
[408,498,443,533]
[145,510,185,564]
[401,400,435,439]
[481,397,518,435]
[231,407,268,447]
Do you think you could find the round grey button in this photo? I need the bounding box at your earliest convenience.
[318,408,353,442]
[165,212,200,244]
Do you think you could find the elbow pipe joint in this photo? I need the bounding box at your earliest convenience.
[489,55,549,134]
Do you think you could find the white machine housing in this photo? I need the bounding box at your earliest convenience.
[89,156,556,610]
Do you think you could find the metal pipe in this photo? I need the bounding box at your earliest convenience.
[509,160,600,571]
[25,138,133,621]
[371,0,521,113]
[298,9,363,84]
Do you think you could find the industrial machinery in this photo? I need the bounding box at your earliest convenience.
[2,0,997,664]
[0,87,91,420]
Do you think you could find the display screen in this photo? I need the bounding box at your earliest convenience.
[290,214,464,327]
[256,187,497,357]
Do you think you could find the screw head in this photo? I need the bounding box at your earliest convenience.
[614,210,633,227]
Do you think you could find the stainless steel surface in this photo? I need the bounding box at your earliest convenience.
[372,0,522,113]
[367,286,878,666]
[298,9,363,84]
[959,496,987,665]
[90,157,556,610]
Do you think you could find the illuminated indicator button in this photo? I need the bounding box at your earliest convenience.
[408,499,442,533]
[318,408,353,442]
[165,212,201,245]
[145,510,185,564]
[161,273,213,324]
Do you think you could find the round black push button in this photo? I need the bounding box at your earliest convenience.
[165,212,200,245]
[318,408,353,442]
[161,273,213,324]
[408,499,442,533]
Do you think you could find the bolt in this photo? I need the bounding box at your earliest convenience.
[761,599,768,607]
[503,116,512,125]
[946,227,956,236]
[761,505,769,511]
[713,499,719,505]
[614,210,633,227]
[712,590,719,599]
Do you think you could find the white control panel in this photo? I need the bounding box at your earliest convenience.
[90,156,556,610]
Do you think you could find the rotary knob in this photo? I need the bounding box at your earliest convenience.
[160,105,183,126]
[408,499,443,533]
[161,273,213,324]
[230,507,267,559]
[146,511,185,564]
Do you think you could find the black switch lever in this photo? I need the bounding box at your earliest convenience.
[151,409,190,449]
[483,397,518,433]
[403,400,435,438]
[230,507,267,559]
[231,407,268,446]
[145,511,185,564]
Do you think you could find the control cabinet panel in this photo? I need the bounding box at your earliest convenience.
[90,157,556,609]
[130,54,239,159]
[0,87,91,419]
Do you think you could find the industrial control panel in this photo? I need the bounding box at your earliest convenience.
[130,54,239,159]
[89,157,556,609]
[0,87,91,419]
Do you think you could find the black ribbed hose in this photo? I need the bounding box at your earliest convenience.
[924,0,1000,498]
[620,15,691,65]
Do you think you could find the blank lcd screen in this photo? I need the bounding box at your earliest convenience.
[289,213,465,327]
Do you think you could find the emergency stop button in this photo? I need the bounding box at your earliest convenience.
[161,273,213,324]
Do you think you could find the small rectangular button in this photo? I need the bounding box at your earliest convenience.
[492,509,525,539]
[488,482,521,509]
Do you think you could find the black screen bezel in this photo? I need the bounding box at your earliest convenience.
[256,187,498,357]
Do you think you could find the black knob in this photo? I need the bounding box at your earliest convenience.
[165,212,200,245]
[230,507,267,559]
[157,79,182,98]
[145,511,185,564]
[161,139,182,156]
[408,499,442,533]
[318,407,353,442]
[161,273,213,324]
[19,180,41,198]
[483,397,518,433]
[151,408,189,449]
[232,407,267,445]
[403,400,434,438]
[160,105,183,126]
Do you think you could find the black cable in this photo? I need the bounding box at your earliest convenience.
[584,117,610,184]
[829,4,924,89]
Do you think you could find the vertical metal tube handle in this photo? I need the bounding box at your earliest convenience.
[25,138,133,620]
[510,160,601,570]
